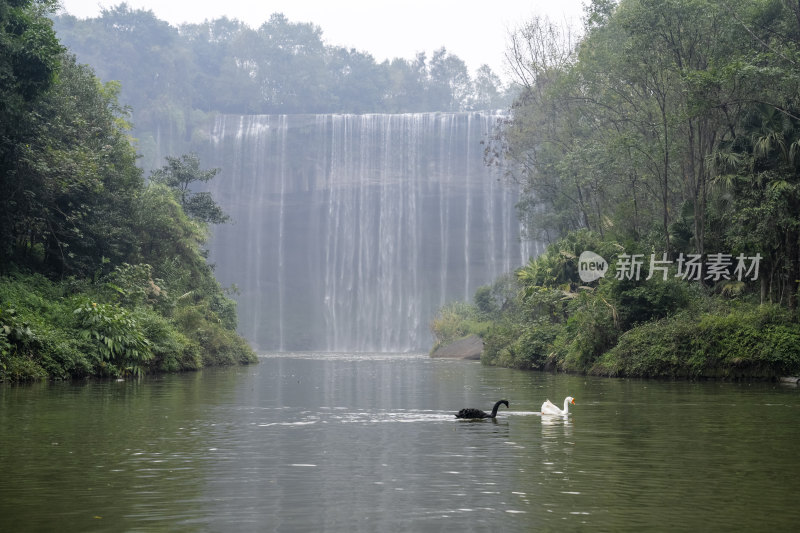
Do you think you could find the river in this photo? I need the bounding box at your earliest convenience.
[2,353,799,532]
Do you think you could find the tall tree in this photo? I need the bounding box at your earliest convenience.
[13,54,142,276]
[150,153,229,225]
[0,0,62,266]
[503,0,800,310]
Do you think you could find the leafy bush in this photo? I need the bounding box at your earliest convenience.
[474,285,498,316]
[0,267,256,381]
[517,230,623,291]
[481,320,521,366]
[73,299,153,377]
[611,276,693,329]
[132,308,201,372]
[103,263,168,310]
[691,305,800,377]
[591,313,697,378]
[0,307,39,379]
[1,274,95,380]
[593,304,800,378]
[429,301,490,352]
[463,227,800,379]
[482,318,561,370]
[0,308,36,350]
[556,291,620,372]
[172,303,257,366]
[1,355,48,381]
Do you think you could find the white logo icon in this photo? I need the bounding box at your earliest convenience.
[578,251,608,283]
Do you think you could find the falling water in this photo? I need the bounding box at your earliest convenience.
[204,112,533,352]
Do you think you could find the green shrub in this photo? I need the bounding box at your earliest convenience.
[73,299,153,377]
[482,321,520,366]
[1,279,52,380]
[132,308,202,372]
[1,354,48,381]
[591,314,696,378]
[484,319,562,370]
[208,291,239,331]
[611,276,693,329]
[0,308,36,349]
[172,303,257,366]
[538,290,618,372]
[430,301,490,352]
[1,275,99,380]
[593,304,800,378]
[103,263,169,310]
[447,228,800,380]
[30,323,94,379]
[474,285,498,316]
[1,272,255,381]
[691,305,800,377]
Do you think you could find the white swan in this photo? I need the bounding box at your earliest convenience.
[541,396,575,416]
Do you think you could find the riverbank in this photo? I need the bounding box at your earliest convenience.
[587,305,800,379]
[432,304,800,380]
[0,273,257,382]
[431,230,800,380]
[0,10,257,382]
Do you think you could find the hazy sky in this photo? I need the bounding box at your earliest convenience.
[57,1,586,78]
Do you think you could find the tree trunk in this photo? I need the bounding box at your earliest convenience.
[789,227,799,312]
[662,106,671,256]
[576,183,592,231]
[631,171,640,240]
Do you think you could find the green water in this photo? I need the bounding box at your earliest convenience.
[2,353,799,532]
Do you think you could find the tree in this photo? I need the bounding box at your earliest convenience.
[0,0,63,266]
[472,65,509,110]
[428,47,472,111]
[716,104,800,308]
[51,8,496,119]
[149,153,230,225]
[11,53,143,276]
[0,6,258,379]
[503,0,800,311]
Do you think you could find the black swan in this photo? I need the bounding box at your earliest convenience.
[455,399,509,419]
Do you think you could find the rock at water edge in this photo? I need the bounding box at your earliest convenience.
[431,334,484,360]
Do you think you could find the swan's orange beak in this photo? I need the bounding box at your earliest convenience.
[571,399,576,404]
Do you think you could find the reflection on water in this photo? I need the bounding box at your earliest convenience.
[2,353,800,531]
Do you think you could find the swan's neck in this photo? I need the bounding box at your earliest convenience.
[489,400,505,418]
[562,399,570,414]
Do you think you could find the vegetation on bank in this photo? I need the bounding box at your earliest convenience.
[434,0,800,378]
[0,0,256,381]
[1,271,254,380]
[433,231,800,379]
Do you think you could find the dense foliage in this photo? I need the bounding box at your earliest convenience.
[434,0,800,379]
[0,0,256,381]
[51,4,514,169]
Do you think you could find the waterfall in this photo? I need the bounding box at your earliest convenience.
[204,111,531,352]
